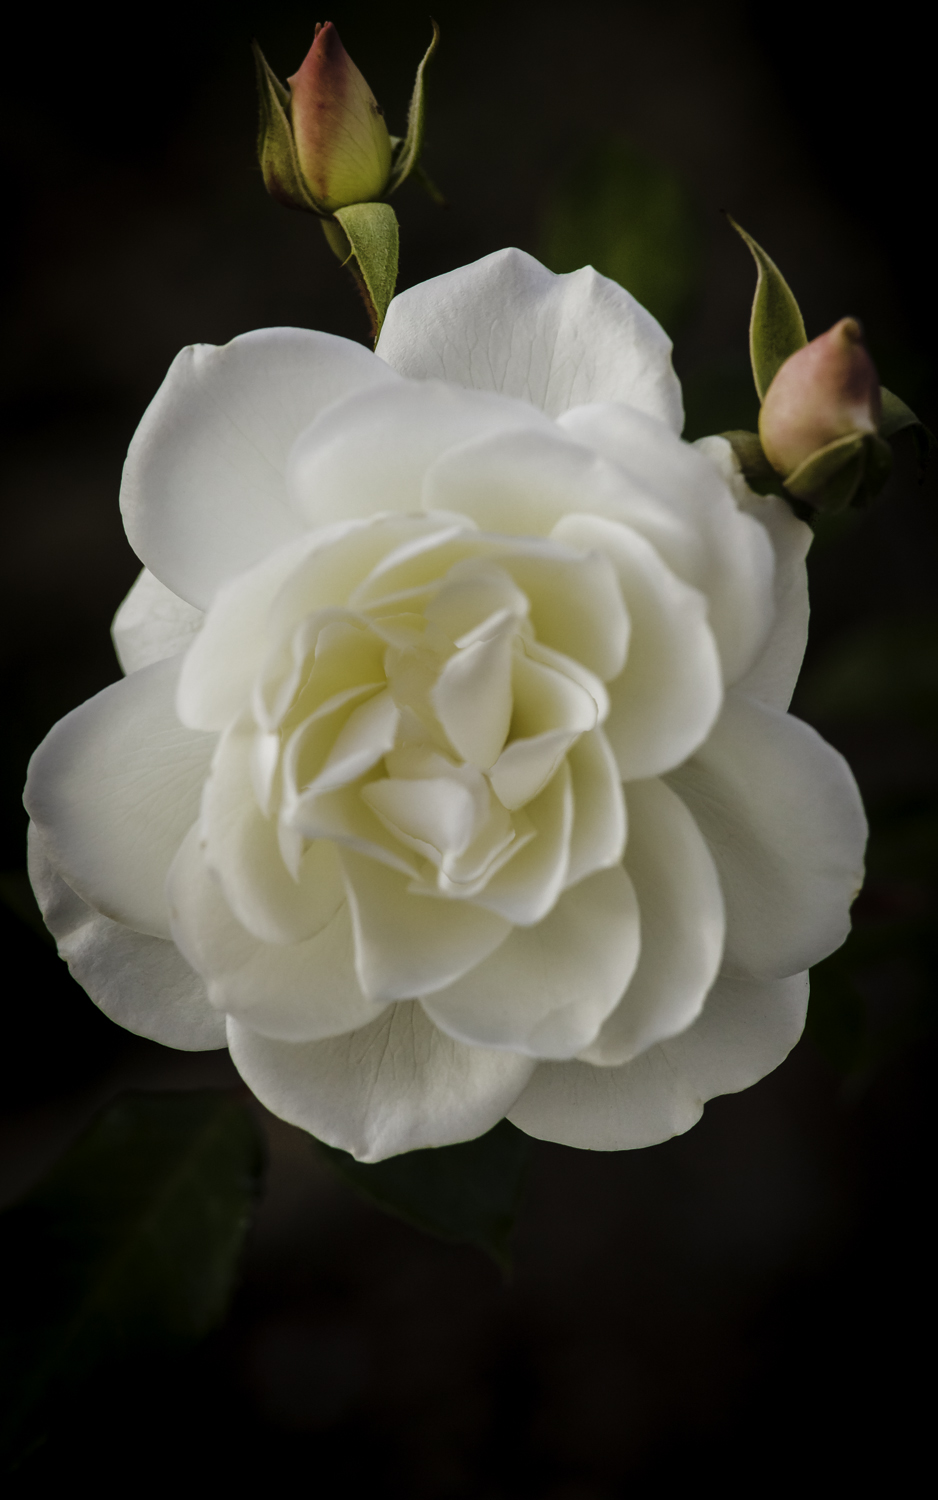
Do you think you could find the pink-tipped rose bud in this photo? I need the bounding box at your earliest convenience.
[759,317,881,477]
[287,21,392,214]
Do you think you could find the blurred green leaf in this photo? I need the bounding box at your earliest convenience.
[728,217,807,400]
[0,1090,265,1459]
[540,138,702,333]
[316,1119,531,1269]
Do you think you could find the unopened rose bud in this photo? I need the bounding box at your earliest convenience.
[254,22,392,216]
[759,317,881,478]
[289,22,392,212]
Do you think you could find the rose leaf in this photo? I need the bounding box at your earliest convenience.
[0,1090,266,1462]
[315,1118,532,1269]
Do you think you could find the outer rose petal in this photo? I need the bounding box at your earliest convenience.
[422,866,640,1059]
[24,656,216,940]
[112,568,204,675]
[695,435,812,711]
[579,778,724,1065]
[508,971,809,1149]
[376,248,683,430]
[287,379,552,528]
[121,329,399,610]
[558,403,775,685]
[27,825,225,1051]
[552,513,722,779]
[227,1002,535,1162]
[667,693,866,979]
[167,826,378,1043]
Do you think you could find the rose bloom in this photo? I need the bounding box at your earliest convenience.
[25,251,865,1161]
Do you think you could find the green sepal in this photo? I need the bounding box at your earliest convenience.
[785,431,892,512]
[252,41,320,214]
[333,201,400,341]
[413,161,448,207]
[386,21,440,196]
[315,1119,532,1270]
[728,217,807,401]
[880,385,936,474]
[719,429,778,483]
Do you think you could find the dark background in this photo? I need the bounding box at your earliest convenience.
[1,2,935,1491]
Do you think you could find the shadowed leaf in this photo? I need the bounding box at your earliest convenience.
[0,1090,265,1459]
[316,1119,532,1268]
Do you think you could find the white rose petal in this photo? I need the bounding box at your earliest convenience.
[28,824,225,1051]
[667,692,867,980]
[695,434,812,710]
[167,825,376,1043]
[227,1003,536,1162]
[112,568,204,675]
[121,328,399,609]
[578,776,724,1066]
[508,971,810,1149]
[25,656,215,939]
[559,403,776,684]
[25,251,866,1160]
[376,247,684,430]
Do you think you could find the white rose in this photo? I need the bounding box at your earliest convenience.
[24,250,866,1161]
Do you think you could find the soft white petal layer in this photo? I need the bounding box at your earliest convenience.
[227,1002,535,1162]
[340,850,512,1002]
[27,824,225,1051]
[424,428,597,539]
[24,656,215,939]
[167,825,376,1043]
[579,778,724,1065]
[432,627,514,769]
[564,731,627,887]
[559,404,775,684]
[201,714,348,945]
[422,866,640,1059]
[667,693,866,979]
[377,248,683,429]
[695,436,812,710]
[111,568,204,675]
[177,517,437,733]
[177,532,332,731]
[553,513,722,778]
[472,761,574,924]
[121,329,398,609]
[286,378,551,528]
[509,970,809,1149]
